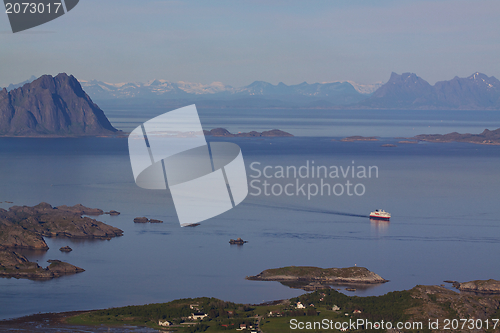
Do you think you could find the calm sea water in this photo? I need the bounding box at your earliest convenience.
[1,108,500,320]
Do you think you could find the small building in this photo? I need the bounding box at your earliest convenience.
[190,312,207,320]
[353,309,362,314]
[158,320,172,327]
[296,302,305,309]
[332,305,340,311]
[240,323,247,329]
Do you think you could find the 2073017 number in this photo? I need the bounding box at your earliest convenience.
[443,318,499,330]
[5,2,62,14]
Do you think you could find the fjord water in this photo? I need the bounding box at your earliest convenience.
[1,109,500,320]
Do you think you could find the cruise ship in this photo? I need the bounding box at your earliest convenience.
[369,209,391,220]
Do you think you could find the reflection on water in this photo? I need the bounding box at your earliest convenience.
[277,280,386,297]
[0,325,161,332]
[14,249,49,261]
[370,218,390,235]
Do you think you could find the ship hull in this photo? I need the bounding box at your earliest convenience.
[369,215,390,220]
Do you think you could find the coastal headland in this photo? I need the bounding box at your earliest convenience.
[1,280,499,332]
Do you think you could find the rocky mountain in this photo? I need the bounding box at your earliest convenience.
[79,78,369,106]
[0,73,118,136]
[359,72,500,109]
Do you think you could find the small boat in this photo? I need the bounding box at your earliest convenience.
[369,209,391,220]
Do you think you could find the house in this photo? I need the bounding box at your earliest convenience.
[240,323,247,329]
[190,312,207,320]
[353,309,362,314]
[332,305,340,311]
[296,302,305,309]
[158,320,172,327]
[189,304,199,310]
[340,328,348,332]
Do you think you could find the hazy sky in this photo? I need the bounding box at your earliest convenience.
[1,0,499,88]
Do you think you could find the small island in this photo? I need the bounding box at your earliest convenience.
[247,266,388,290]
[133,217,163,223]
[229,238,248,245]
[203,128,293,137]
[59,246,73,252]
[0,202,122,279]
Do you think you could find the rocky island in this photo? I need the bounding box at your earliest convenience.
[247,266,388,290]
[229,237,248,245]
[454,279,500,294]
[413,128,500,145]
[0,251,84,280]
[204,128,293,137]
[0,202,122,279]
[133,217,163,223]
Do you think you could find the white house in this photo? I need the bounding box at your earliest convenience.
[332,305,341,311]
[158,320,172,327]
[190,312,207,320]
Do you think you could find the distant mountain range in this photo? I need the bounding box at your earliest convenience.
[359,72,500,110]
[3,72,500,110]
[76,79,377,107]
[0,74,118,136]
